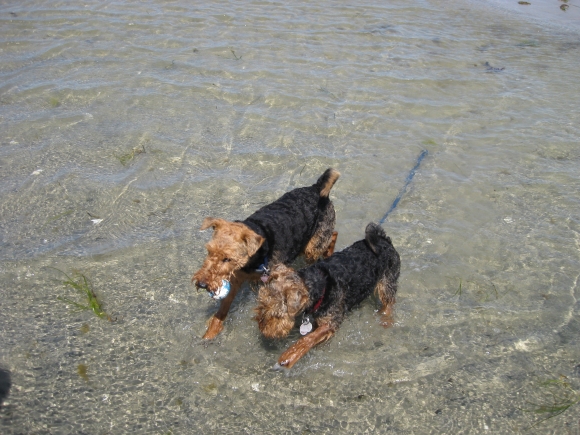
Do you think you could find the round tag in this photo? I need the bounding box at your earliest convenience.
[300,320,313,335]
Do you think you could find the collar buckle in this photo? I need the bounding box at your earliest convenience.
[256,257,270,282]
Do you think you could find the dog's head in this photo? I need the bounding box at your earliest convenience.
[254,264,310,339]
[192,217,264,294]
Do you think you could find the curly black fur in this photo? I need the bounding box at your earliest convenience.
[242,168,339,270]
[299,222,400,329]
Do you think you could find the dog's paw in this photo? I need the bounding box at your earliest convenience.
[272,362,290,371]
[202,316,224,339]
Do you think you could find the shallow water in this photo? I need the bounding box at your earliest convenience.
[1,0,580,433]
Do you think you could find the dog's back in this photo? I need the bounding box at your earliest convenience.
[305,223,400,311]
[243,168,339,263]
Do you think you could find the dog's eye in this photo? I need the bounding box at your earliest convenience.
[222,258,231,263]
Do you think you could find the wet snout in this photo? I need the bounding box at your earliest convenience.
[192,266,219,293]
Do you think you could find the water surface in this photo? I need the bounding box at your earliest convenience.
[1,0,580,433]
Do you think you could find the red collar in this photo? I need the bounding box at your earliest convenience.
[304,267,328,314]
[311,286,326,313]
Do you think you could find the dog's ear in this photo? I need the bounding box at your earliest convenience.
[269,263,290,278]
[200,217,225,231]
[241,227,264,257]
[286,290,308,317]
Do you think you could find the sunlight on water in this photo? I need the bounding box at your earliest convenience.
[1,0,579,433]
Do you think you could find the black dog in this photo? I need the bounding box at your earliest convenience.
[193,168,340,339]
[255,222,400,369]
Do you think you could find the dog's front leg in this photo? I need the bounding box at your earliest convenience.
[275,323,335,369]
[202,273,244,339]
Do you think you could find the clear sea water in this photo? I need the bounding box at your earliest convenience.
[1,0,580,433]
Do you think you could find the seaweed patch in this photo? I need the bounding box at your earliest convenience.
[51,268,112,321]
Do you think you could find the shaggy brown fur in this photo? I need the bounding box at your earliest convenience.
[193,169,340,339]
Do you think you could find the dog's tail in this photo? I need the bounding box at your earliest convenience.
[315,168,340,198]
[365,222,390,255]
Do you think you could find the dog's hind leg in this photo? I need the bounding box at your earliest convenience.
[303,202,337,262]
[202,272,247,339]
[374,275,397,328]
[324,231,338,257]
[275,323,335,369]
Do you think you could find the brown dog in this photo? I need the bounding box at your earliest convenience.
[254,223,400,369]
[193,169,340,339]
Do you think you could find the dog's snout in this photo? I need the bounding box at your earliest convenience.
[196,281,208,289]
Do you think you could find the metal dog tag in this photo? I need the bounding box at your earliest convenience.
[257,261,270,283]
[300,317,313,335]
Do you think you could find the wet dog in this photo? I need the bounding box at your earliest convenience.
[193,168,340,339]
[254,222,400,369]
